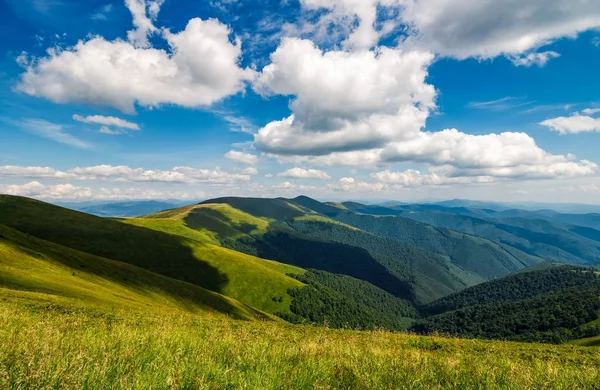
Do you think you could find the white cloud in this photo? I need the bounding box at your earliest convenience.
[94,187,194,200]
[540,114,600,134]
[509,51,560,67]
[241,167,259,175]
[330,177,386,192]
[277,167,331,179]
[380,129,597,179]
[73,114,140,130]
[253,38,435,155]
[298,0,401,50]
[297,0,600,64]
[224,150,259,165]
[125,0,164,48]
[0,166,70,179]
[0,165,251,184]
[582,108,600,115]
[271,181,317,191]
[401,0,600,61]
[17,17,254,113]
[0,181,93,200]
[467,96,532,111]
[98,126,126,135]
[0,181,195,200]
[11,119,90,149]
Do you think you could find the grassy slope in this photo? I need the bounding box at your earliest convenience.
[124,203,305,314]
[0,196,304,315]
[0,224,265,320]
[1,299,599,389]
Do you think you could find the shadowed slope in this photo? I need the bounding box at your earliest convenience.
[0,196,228,292]
[0,224,266,320]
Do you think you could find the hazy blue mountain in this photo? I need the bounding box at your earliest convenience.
[64,200,182,217]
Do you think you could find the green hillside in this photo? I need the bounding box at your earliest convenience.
[388,208,600,265]
[289,197,543,279]
[422,266,600,315]
[0,223,265,320]
[413,266,600,343]
[0,196,303,315]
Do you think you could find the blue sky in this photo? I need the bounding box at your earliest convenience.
[1,0,600,203]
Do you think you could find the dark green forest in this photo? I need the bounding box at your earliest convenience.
[412,286,600,343]
[280,270,416,330]
[423,266,600,316]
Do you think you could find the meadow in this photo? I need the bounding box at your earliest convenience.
[1,294,599,390]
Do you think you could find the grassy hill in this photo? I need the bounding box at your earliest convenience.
[1,195,600,388]
[0,196,303,315]
[0,223,265,320]
[1,297,599,389]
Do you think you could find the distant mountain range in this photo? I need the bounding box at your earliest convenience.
[57,200,193,217]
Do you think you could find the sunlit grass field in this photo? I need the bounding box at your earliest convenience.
[1,295,599,390]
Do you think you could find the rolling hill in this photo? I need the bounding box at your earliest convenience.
[2,194,599,342]
[0,195,303,316]
[345,201,600,266]
[412,266,600,342]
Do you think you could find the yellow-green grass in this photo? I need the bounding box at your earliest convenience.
[124,205,305,314]
[1,299,599,389]
[0,224,265,321]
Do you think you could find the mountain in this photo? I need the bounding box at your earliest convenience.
[346,202,600,265]
[0,217,265,321]
[412,266,600,343]
[0,195,303,316]
[60,200,181,217]
[430,199,600,214]
[1,194,598,342]
[199,196,544,303]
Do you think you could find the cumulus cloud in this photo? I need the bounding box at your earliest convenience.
[297,0,600,64]
[0,165,251,184]
[125,0,164,47]
[271,181,317,191]
[0,181,195,200]
[298,0,402,50]
[17,17,254,113]
[73,114,140,130]
[0,181,93,200]
[253,37,594,181]
[540,114,600,134]
[330,177,386,192]
[241,167,259,175]
[253,38,435,155]
[224,150,260,165]
[381,129,597,179]
[400,0,600,61]
[277,167,331,179]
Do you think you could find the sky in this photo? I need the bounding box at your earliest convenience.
[1,0,600,203]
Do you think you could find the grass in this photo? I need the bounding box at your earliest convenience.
[0,224,265,320]
[124,204,305,314]
[0,196,305,315]
[1,297,599,389]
